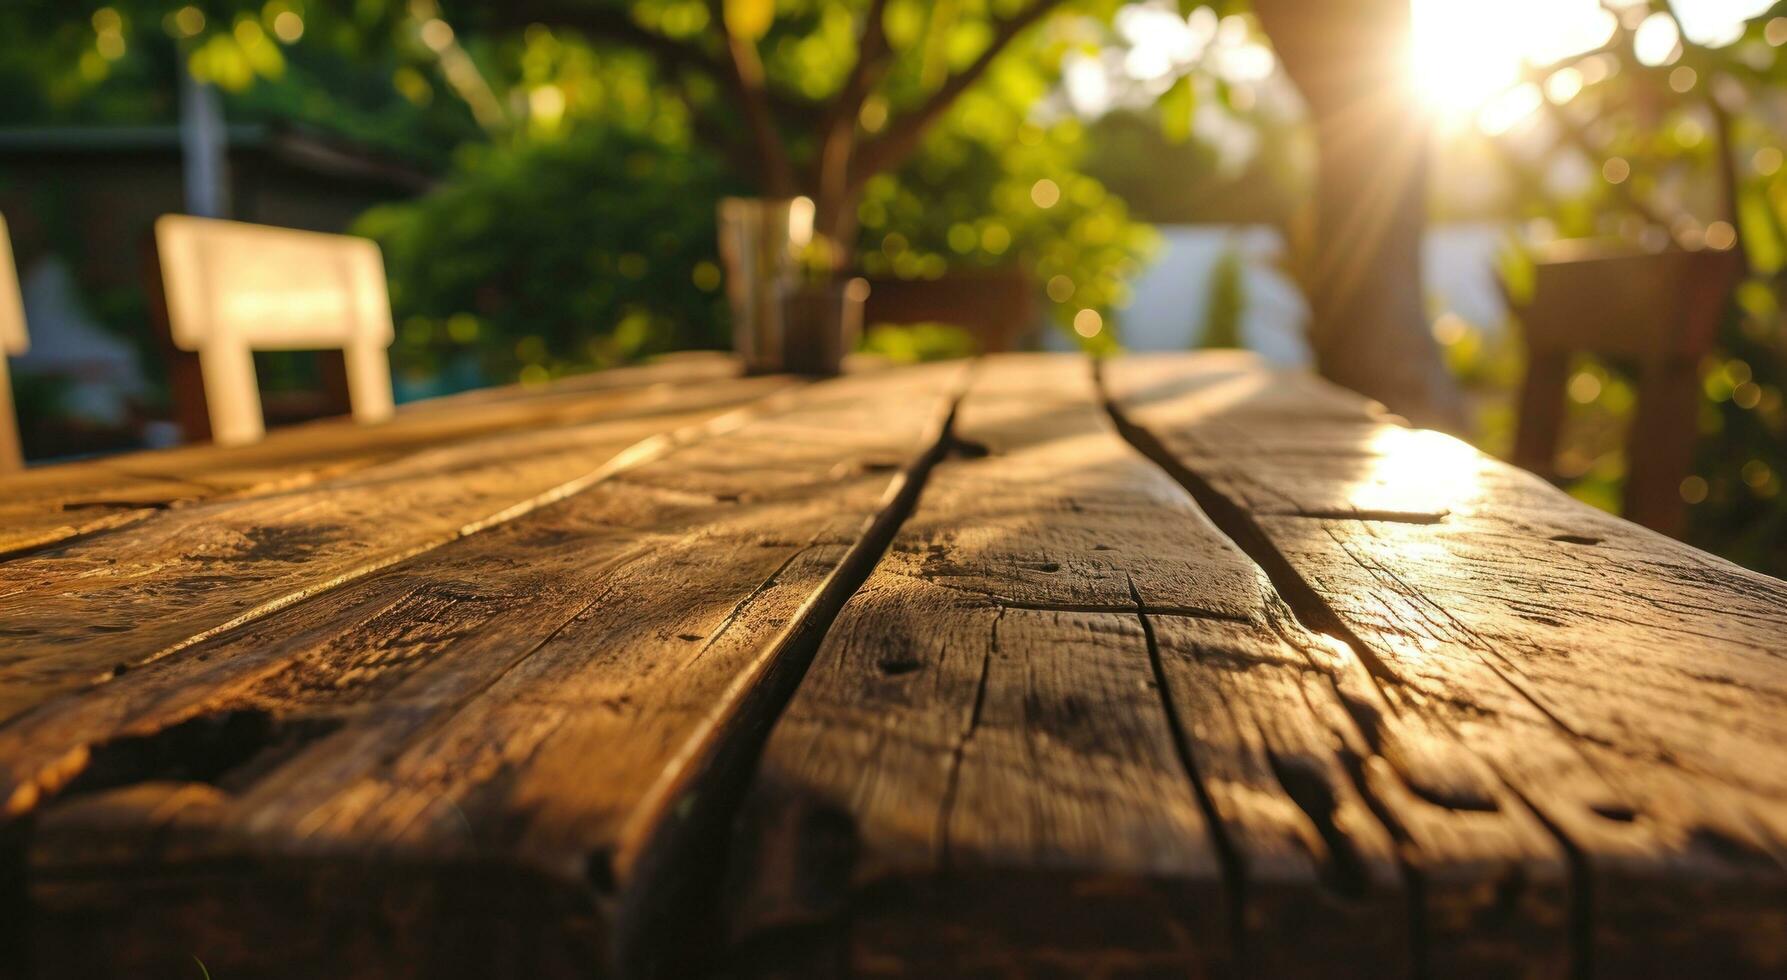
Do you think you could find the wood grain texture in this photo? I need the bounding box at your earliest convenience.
[0,362,964,980]
[730,354,1569,977]
[729,355,1230,976]
[0,352,743,558]
[1106,351,1787,978]
[3,351,1779,980]
[0,371,791,724]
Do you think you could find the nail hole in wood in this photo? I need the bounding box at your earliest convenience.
[586,848,618,894]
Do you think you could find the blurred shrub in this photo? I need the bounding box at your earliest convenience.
[355,126,743,391]
[860,322,978,362]
[359,79,1154,386]
[1687,286,1787,575]
[853,73,1155,351]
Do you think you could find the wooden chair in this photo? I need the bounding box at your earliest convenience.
[150,215,396,447]
[1510,241,1743,538]
[0,212,28,472]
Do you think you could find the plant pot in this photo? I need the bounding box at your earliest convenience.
[783,276,868,376]
[716,197,864,376]
[717,197,809,375]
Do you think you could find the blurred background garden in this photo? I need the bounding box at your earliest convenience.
[3,0,1786,574]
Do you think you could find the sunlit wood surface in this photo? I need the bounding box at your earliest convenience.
[1,352,1783,979]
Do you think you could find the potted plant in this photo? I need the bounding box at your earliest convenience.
[478,0,1083,372]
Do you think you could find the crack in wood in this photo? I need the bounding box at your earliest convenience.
[1125,572,1249,965]
[612,370,972,978]
[1100,361,1576,978]
[0,365,970,980]
[1274,507,1448,525]
[935,605,997,870]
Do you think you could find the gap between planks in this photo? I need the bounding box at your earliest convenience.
[733,354,1546,978]
[610,367,972,977]
[0,363,972,980]
[1096,359,1584,978]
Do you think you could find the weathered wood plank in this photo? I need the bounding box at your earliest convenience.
[0,372,792,725]
[0,353,743,558]
[0,363,964,980]
[6,350,1778,980]
[730,354,1569,977]
[1107,351,1787,977]
[728,355,1231,976]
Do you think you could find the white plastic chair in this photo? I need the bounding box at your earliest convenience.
[153,215,396,447]
[0,213,29,472]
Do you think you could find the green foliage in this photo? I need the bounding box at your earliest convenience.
[860,322,978,361]
[340,0,1156,374]
[1432,9,1787,575]
[1689,287,1787,574]
[1083,109,1304,225]
[10,0,1155,379]
[0,0,479,166]
[355,125,743,388]
[854,102,1153,348]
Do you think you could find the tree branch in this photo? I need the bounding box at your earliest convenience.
[1544,98,1681,231]
[485,1,723,75]
[709,0,798,196]
[1515,51,1683,234]
[668,74,768,188]
[815,0,892,239]
[479,0,823,126]
[846,0,1065,193]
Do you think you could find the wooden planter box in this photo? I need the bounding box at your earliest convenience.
[861,270,1036,353]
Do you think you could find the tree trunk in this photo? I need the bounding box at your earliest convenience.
[814,194,860,272]
[1254,0,1465,431]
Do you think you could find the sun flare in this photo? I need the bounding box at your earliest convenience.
[1409,0,1618,119]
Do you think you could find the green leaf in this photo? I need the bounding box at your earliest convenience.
[1159,75,1194,144]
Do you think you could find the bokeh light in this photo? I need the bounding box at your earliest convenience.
[1073,308,1103,338]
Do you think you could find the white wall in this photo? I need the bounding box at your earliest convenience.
[1074,222,1513,359]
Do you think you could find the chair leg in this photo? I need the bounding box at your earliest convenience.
[343,340,394,425]
[1513,350,1569,479]
[1625,356,1700,538]
[145,233,214,445]
[0,357,22,472]
[199,341,265,446]
[162,346,214,443]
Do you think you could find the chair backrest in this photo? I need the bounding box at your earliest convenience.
[153,215,395,446]
[1519,244,1737,360]
[1510,242,1743,537]
[0,212,29,472]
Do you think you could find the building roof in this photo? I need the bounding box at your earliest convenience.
[0,124,434,193]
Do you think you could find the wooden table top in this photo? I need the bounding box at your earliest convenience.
[1,351,1783,979]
